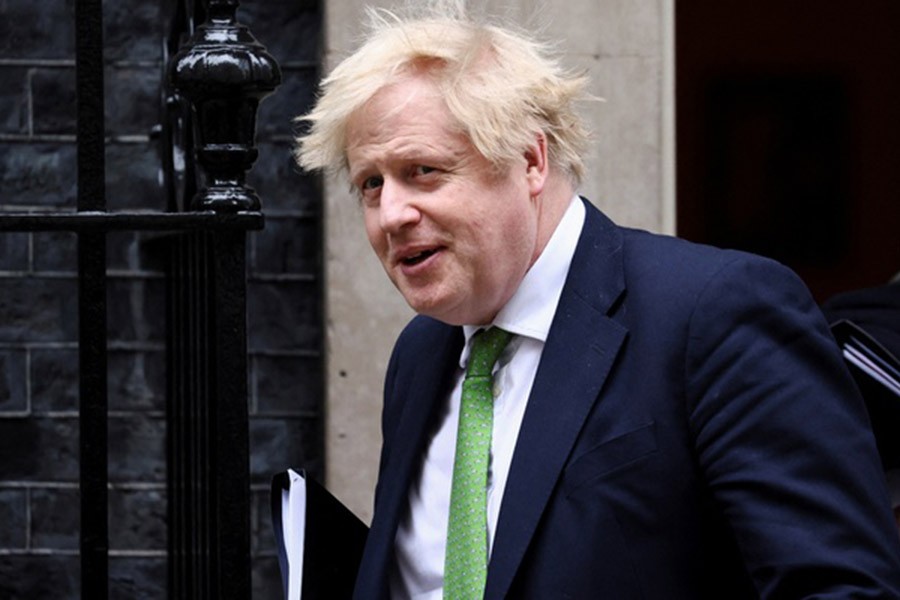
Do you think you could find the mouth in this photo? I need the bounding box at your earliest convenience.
[401,248,439,266]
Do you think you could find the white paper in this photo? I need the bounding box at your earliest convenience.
[282,468,307,600]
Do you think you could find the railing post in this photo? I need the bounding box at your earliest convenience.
[75,0,109,598]
[166,1,280,597]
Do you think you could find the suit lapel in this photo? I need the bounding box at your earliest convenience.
[485,201,629,599]
[355,322,463,598]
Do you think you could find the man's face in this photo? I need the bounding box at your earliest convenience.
[346,74,543,325]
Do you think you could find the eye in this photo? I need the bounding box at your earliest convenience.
[361,175,384,191]
[412,165,437,177]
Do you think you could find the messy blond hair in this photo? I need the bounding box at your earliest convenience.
[294,3,591,184]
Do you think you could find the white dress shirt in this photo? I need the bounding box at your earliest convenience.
[391,196,586,599]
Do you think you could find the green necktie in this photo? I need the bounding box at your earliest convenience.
[444,326,513,599]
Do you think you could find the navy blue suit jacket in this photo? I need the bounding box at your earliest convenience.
[353,200,900,598]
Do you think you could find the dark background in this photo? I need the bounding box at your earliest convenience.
[678,0,900,302]
[0,0,324,597]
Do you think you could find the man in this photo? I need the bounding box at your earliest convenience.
[295,6,900,598]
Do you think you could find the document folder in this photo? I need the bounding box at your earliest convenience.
[831,319,900,470]
[271,469,369,600]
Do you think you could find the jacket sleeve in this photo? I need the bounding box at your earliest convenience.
[684,254,900,597]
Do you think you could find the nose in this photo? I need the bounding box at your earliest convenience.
[379,178,420,233]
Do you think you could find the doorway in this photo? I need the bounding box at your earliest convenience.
[676,1,900,301]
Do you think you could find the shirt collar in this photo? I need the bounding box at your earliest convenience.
[460,195,586,367]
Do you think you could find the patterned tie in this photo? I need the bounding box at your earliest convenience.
[444,326,514,599]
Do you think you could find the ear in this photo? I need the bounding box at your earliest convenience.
[524,132,549,197]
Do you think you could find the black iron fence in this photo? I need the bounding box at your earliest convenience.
[0,0,282,597]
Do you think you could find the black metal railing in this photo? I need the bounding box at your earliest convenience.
[167,228,257,599]
[0,0,280,597]
[165,1,280,597]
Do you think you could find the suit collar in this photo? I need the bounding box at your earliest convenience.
[485,200,628,598]
[566,198,627,315]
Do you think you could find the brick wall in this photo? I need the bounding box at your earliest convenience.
[0,1,324,597]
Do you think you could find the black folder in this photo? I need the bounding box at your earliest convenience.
[831,319,900,470]
[271,469,369,600]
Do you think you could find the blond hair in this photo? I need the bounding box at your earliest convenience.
[294,3,591,184]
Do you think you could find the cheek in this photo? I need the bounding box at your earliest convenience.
[470,213,529,276]
[493,196,535,241]
[492,205,538,274]
[363,211,386,255]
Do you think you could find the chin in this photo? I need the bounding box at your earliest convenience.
[407,299,450,321]
[400,284,486,325]
[416,304,488,327]
[404,295,460,325]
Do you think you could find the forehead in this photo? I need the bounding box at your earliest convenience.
[357,66,443,116]
[345,75,467,159]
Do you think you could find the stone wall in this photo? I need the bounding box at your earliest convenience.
[0,1,324,597]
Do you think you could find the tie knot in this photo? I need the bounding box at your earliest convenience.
[466,327,513,379]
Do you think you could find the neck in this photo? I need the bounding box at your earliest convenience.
[530,171,576,267]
